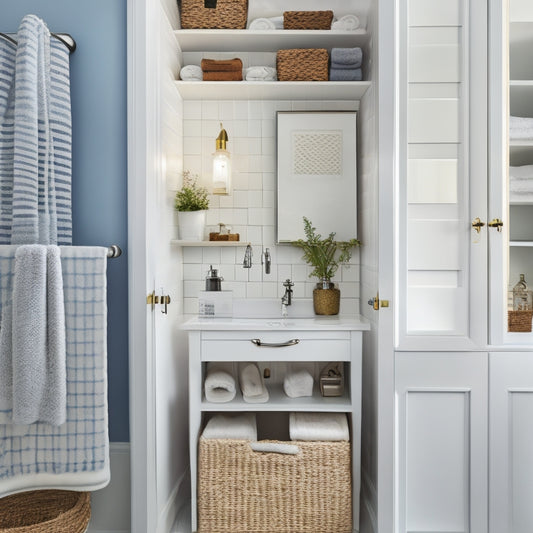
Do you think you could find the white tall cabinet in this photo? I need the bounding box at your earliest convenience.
[392,0,533,531]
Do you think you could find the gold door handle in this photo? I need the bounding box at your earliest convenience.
[471,217,485,233]
[488,218,504,232]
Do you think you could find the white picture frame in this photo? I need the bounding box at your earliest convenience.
[276,111,358,242]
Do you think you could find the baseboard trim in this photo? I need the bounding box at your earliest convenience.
[360,468,377,533]
[158,470,187,533]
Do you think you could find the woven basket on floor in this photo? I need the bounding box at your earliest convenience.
[283,11,334,30]
[508,310,533,332]
[197,438,352,533]
[180,0,248,29]
[276,48,329,81]
[0,490,91,533]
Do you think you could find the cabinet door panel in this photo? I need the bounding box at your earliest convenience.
[396,352,488,533]
[490,352,533,533]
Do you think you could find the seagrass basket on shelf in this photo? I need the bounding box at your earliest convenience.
[180,0,248,29]
[283,10,334,30]
[0,490,91,533]
[197,437,352,533]
[276,48,329,81]
[508,310,533,332]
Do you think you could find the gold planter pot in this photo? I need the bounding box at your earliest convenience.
[313,281,340,315]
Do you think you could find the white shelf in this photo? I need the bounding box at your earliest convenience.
[174,80,371,100]
[509,140,533,147]
[510,240,533,247]
[201,383,351,412]
[171,239,247,246]
[175,29,369,53]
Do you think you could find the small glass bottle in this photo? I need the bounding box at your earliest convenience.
[513,274,532,310]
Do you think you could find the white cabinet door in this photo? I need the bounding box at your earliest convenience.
[490,352,533,532]
[395,352,488,533]
[398,0,488,349]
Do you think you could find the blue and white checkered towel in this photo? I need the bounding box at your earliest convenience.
[0,15,72,246]
[0,246,110,496]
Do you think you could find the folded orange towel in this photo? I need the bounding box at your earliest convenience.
[201,58,243,72]
[203,70,243,81]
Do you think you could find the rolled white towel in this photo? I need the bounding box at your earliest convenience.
[239,362,269,403]
[245,66,277,81]
[283,367,314,398]
[179,64,202,81]
[202,412,257,440]
[289,412,349,441]
[510,165,533,179]
[204,362,236,403]
[248,16,283,30]
[331,14,361,31]
[510,116,533,140]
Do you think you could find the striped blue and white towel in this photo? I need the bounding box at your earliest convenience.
[0,246,110,496]
[0,15,72,246]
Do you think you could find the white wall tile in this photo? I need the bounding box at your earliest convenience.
[202,247,221,265]
[248,174,263,190]
[247,282,263,298]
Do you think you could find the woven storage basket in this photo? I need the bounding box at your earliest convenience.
[197,438,352,533]
[276,48,329,81]
[180,0,248,29]
[0,490,90,533]
[508,310,533,332]
[284,11,334,30]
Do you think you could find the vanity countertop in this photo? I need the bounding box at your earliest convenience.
[181,315,371,331]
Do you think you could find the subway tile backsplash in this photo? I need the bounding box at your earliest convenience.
[181,99,360,315]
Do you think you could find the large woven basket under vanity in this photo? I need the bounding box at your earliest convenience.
[276,48,329,81]
[197,437,352,533]
[180,0,248,29]
[0,490,90,533]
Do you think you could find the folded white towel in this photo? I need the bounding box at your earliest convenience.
[510,191,533,203]
[510,116,533,140]
[245,66,277,81]
[510,165,533,180]
[510,178,533,193]
[289,412,349,441]
[283,367,314,398]
[0,245,66,426]
[248,16,284,30]
[239,362,269,403]
[204,362,236,403]
[179,65,203,81]
[250,441,299,455]
[331,14,361,31]
[202,413,257,440]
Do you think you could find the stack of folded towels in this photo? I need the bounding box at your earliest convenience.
[510,165,533,202]
[510,116,533,141]
[330,47,363,81]
[201,58,243,81]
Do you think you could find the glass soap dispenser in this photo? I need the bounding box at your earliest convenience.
[512,274,533,310]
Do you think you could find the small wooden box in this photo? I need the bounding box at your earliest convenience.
[209,232,240,241]
[276,48,329,81]
[180,0,248,29]
[283,10,334,30]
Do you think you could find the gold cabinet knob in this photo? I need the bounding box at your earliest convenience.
[471,217,486,233]
[488,218,504,232]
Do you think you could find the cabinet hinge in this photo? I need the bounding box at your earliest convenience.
[147,290,171,314]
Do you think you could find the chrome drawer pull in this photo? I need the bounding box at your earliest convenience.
[251,338,300,348]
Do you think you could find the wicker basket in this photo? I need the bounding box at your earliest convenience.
[283,11,334,30]
[0,490,91,533]
[508,310,533,332]
[197,438,352,533]
[276,48,329,81]
[180,0,248,29]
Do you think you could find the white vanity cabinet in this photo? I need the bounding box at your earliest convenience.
[182,316,370,533]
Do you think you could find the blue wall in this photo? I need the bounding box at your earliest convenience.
[3,1,129,442]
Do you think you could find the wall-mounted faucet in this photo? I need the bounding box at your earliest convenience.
[281,278,294,317]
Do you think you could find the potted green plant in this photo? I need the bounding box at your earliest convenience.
[292,217,361,315]
[174,170,209,241]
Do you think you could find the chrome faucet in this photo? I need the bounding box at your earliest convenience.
[281,279,294,317]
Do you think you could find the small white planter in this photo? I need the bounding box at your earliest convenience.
[177,210,207,241]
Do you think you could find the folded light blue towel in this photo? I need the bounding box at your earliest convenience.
[330,47,363,68]
[330,68,363,81]
[0,245,66,426]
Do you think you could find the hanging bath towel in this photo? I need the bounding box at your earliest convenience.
[0,246,110,497]
[0,15,72,245]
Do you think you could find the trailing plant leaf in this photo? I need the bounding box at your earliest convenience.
[174,170,210,211]
[291,217,361,281]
